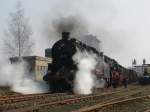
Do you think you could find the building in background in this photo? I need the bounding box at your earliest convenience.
[132,65,145,77]
[10,56,52,81]
[132,59,150,77]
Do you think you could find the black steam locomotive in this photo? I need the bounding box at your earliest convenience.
[43,32,100,93]
[43,32,138,93]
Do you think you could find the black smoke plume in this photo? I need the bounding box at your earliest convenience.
[45,15,88,40]
[53,16,80,34]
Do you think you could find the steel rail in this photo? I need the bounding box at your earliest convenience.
[72,95,150,112]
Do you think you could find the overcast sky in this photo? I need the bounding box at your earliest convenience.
[0,0,150,67]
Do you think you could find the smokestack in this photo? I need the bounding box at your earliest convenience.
[62,32,70,40]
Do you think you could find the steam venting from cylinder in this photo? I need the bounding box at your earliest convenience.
[73,51,98,94]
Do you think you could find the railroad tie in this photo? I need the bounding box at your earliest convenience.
[144,109,150,112]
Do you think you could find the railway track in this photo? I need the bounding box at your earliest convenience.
[0,85,140,112]
[0,85,136,104]
[0,91,120,112]
[72,95,150,112]
[46,85,150,112]
[0,92,69,105]
[72,85,150,112]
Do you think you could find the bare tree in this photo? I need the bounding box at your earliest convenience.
[3,2,34,57]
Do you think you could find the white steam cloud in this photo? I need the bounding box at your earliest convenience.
[0,58,48,94]
[73,51,98,95]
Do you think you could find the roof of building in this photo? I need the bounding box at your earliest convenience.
[134,64,150,67]
[10,56,52,62]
